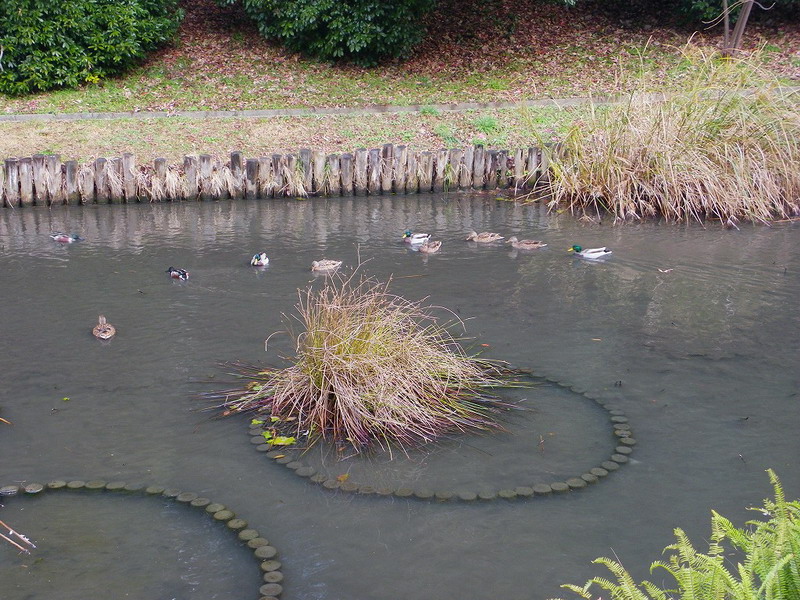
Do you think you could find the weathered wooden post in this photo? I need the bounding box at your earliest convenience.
[65,161,79,204]
[485,150,498,190]
[94,158,109,203]
[472,146,485,190]
[245,158,259,200]
[257,156,272,199]
[405,151,419,194]
[525,147,539,187]
[153,158,167,202]
[447,148,463,192]
[326,154,340,196]
[47,154,64,205]
[354,149,368,196]
[513,148,525,189]
[311,149,326,195]
[183,155,198,200]
[418,151,434,193]
[31,155,47,205]
[108,157,123,203]
[433,149,449,193]
[199,154,213,201]
[340,153,354,196]
[285,154,300,196]
[122,153,136,202]
[78,162,95,204]
[230,151,245,200]
[271,154,284,197]
[299,148,313,194]
[394,145,408,194]
[497,150,508,189]
[539,143,552,183]
[368,148,381,195]
[460,146,474,189]
[3,158,18,207]
[19,157,34,206]
[381,144,394,194]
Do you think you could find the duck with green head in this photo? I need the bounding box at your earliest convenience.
[568,245,612,259]
[403,230,431,245]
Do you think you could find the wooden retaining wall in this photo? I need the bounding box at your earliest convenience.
[0,144,548,207]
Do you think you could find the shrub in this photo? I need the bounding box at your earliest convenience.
[0,0,183,96]
[210,274,520,453]
[559,469,800,600]
[218,0,436,66]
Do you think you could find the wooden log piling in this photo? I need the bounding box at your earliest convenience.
[4,159,18,207]
[367,148,381,195]
[65,161,79,205]
[19,157,33,207]
[0,143,549,207]
[340,153,354,196]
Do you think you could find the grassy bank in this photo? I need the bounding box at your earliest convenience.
[0,0,798,162]
[0,106,582,163]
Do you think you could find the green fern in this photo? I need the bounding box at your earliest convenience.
[556,470,800,600]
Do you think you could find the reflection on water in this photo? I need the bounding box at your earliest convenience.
[0,195,798,600]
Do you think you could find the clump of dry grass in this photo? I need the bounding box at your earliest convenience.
[211,274,519,453]
[540,44,800,224]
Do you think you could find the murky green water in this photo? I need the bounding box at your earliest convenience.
[1,194,798,599]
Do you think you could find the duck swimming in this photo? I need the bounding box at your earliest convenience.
[250,252,269,267]
[568,245,612,259]
[507,236,547,250]
[403,230,431,245]
[166,266,190,280]
[311,259,342,272]
[50,232,83,243]
[92,315,116,340]
[418,240,442,254]
[465,231,504,243]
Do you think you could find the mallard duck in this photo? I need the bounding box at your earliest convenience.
[507,236,547,250]
[166,266,190,280]
[92,315,116,340]
[465,231,504,243]
[568,245,612,259]
[250,252,269,267]
[418,240,442,254]
[50,232,83,243]
[311,259,342,272]
[403,230,431,245]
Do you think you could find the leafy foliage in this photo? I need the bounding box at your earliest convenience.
[218,0,436,66]
[669,0,800,22]
[558,469,800,600]
[0,0,183,96]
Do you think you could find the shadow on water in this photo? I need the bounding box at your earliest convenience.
[0,194,798,599]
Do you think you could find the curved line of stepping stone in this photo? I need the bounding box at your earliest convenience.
[246,376,636,502]
[0,479,284,600]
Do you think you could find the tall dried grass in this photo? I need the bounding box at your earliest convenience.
[211,275,519,453]
[539,45,800,224]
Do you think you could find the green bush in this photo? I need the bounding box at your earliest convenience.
[219,0,436,66]
[0,0,183,96]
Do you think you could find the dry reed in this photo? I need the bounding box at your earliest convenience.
[537,44,800,224]
[210,274,520,453]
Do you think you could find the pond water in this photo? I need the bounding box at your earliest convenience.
[0,194,798,600]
